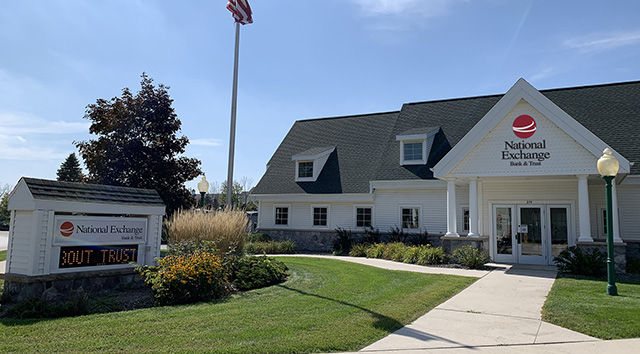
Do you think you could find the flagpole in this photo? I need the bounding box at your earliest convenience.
[226,21,241,209]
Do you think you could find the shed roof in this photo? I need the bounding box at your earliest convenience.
[21,177,165,206]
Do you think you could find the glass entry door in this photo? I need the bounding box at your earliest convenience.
[493,205,515,263]
[548,206,570,263]
[517,206,545,265]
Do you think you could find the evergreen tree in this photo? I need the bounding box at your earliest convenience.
[56,153,84,182]
[75,73,202,215]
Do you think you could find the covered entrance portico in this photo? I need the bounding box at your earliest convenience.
[433,79,631,265]
[493,203,571,265]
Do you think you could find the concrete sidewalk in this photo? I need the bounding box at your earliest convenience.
[288,255,640,354]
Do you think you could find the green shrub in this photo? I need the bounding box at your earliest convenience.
[402,246,420,263]
[137,250,231,306]
[407,230,430,246]
[627,258,640,274]
[247,233,272,243]
[333,227,354,255]
[389,226,408,243]
[363,227,381,244]
[6,291,90,319]
[415,245,447,266]
[554,246,606,276]
[453,245,490,269]
[349,243,369,257]
[381,242,407,261]
[365,243,385,259]
[166,209,248,255]
[245,241,296,254]
[233,255,289,291]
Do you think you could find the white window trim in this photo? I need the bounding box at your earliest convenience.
[296,160,315,182]
[310,204,330,229]
[597,205,619,239]
[273,204,291,228]
[399,205,422,231]
[399,139,427,165]
[353,205,375,229]
[459,205,469,234]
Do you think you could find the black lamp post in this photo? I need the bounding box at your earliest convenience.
[597,148,619,296]
[197,176,210,210]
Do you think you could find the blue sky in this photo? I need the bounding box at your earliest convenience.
[1,0,640,193]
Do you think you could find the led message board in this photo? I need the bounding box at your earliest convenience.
[59,245,139,269]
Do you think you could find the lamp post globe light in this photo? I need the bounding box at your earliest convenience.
[197,176,210,209]
[597,148,619,296]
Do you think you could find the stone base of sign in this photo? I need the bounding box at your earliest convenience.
[441,235,489,254]
[1,267,144,305]
[576,242,627,274]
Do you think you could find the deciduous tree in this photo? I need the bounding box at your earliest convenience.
[75,73,202,214]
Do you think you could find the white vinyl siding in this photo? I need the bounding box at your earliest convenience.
[7,211,34,275]
[374,188,447,234]
[617,184,640,241]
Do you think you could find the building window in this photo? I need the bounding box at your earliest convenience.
[313,207,328,226]
[403,142,423,161]
[401,208,419,229]
[356,207,372,228]
[461,207,470,232]
[298,161,313,178]
[275,207,289,225]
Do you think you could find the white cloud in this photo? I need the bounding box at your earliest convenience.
[0,111,89,135]
[190,138,223,147]
[563,31,640,53]
[0,134,68,161]
[351,0,455,17]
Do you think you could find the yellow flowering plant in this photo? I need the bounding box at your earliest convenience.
[137,250,231,306]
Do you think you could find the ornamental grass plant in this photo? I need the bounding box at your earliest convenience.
[166,209,248,254]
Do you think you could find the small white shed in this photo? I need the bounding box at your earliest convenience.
[4,177,165,276]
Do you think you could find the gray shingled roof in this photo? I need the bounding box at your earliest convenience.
[253,80,640,195]
[292,146,335,159]
[23,177,165,206]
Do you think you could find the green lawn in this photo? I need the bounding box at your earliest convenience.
[0,257,476,353]
[542,276,640,339]
[0,250,6,262]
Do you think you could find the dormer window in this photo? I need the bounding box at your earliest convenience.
[396,127,440,166]
[403,141,423,162]
[298,161,313,178]
[292,146,335,182]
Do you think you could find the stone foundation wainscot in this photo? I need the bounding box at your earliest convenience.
[260,229,447,253]
[441,236,490,254]
[577,242,627,274]
[1,268,145,305]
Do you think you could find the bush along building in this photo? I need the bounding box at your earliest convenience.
[251,78,640,268]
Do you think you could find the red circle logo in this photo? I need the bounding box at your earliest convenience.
[60,221,74,237]
[512,115,537,139]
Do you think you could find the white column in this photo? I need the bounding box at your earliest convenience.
[577,175,593,243]
[477,180,483,236]
[612,181,623,243]
[446,180,459,237]
[468,179,479,238]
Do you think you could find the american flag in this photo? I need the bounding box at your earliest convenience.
[227,0,253,25]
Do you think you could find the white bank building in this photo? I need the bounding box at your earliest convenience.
[251,79,640,266]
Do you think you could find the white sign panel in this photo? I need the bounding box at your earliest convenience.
[54,216,147,245]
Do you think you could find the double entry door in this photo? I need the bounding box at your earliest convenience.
[493,204,570,265]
